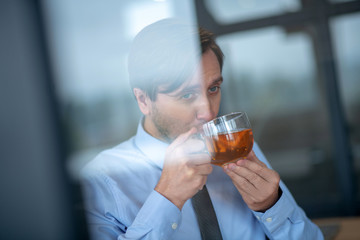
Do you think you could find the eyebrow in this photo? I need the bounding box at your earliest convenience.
[211,77,223,86]
[170,76,223,98]
[171,84,201,97]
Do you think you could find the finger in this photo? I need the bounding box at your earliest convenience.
[224,163,256,195]
[187,153,211,166]
[168,127,197,151]
[232,162,266,190]
[236,159,279,183]
[183,138,207,154]
[194,163,213,176]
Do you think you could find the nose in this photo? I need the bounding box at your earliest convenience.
[196,95,214,123]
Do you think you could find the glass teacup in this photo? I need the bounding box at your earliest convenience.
[202,112,254,166]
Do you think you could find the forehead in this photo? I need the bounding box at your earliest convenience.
[159,50,222,94]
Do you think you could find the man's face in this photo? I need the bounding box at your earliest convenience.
[144,49,223,142]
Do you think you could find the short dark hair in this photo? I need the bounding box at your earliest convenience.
[128,18,224,100]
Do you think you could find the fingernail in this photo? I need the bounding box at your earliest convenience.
[236,160,244,166]
[229,163,236,170]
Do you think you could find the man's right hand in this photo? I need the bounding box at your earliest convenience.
[154,127,213,210]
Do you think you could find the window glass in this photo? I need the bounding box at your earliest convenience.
[217,27,339,217]
[205,0,300,24]
[331,13,360,199]
[43,0,197,178]
[328,0,356,3]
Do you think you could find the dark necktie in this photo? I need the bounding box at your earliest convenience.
[191,185,223,240]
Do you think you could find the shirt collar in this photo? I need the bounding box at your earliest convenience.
[134,118,169,169]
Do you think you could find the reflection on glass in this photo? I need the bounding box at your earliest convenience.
[331,12,360,198]
[43,0,196,178]
[217,27,338,216]
[205,0,300,24]
[218,28,316,117]
[328,0,356,3]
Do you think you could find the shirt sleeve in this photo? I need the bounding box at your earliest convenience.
[123,190,182,240]
[81,172,182,240]
[252,143,324,240]
[252,183,324,240]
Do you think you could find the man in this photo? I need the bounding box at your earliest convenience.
[81,18,323,239]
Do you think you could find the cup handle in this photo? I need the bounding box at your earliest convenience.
[190,133,212,156]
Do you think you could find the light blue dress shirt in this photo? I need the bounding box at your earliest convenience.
[80,121,324,240]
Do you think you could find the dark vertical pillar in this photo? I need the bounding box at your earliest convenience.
[0,0,88,239]
[314,9,356,215]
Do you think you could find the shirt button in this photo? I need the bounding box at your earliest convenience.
[171,223,178,230]
[266,217,273,222]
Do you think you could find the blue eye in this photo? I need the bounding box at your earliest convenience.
[182,93,193,99]
[209,86,219,93]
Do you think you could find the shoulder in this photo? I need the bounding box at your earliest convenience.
[80,136,148,180]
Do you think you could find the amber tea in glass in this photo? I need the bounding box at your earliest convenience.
[202,112,254,166]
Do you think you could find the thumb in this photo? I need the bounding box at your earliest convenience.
[168,127,197,151]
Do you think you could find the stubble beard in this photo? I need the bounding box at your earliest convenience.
[151,105,188,143]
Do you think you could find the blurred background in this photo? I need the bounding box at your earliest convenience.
[1,0,359,239]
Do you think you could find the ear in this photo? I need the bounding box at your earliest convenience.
[133,88,152,115]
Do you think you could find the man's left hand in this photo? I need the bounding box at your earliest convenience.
[223,151,280,212]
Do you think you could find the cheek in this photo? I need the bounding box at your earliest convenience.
[211,92,221,115]
[176,106,196,121]
[170,105,198,127]
[163,102,195,123]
